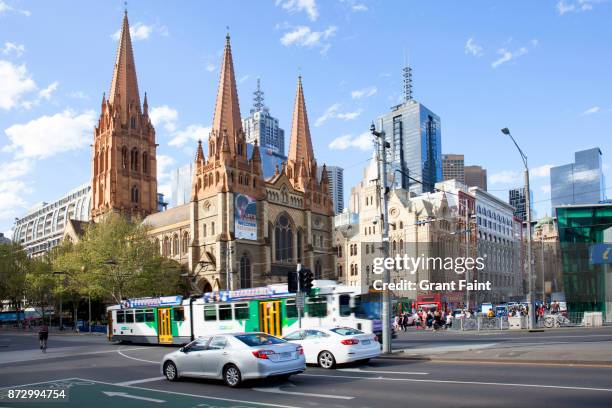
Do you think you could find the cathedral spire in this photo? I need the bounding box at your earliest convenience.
[108,10,141,124]
[211,33,243,149]
[288,75,315,172]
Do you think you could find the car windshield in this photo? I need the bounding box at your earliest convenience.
[235,333,285,346]
[330,327,363,336]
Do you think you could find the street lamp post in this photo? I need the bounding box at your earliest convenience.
[501,127,535,329]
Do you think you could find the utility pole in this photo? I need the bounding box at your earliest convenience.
[541,234,545,304]
[464,198,470,310]
[296,263,303,329]
[371,122,391,354]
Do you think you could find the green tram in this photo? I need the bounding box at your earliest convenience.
[107,281,382,345]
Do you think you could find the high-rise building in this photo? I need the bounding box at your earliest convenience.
[374,66,442,194]
[509,187,533,222]
[242,79,285,154]
[12,184,91,257]
[442,154,465,183]
[170,163,194,208]
[317,165,344,214]
[465,165,487,191]
[91,11,158,221]
[550,147,605,212]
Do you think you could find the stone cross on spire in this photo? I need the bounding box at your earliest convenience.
[108,10,141,125]
[288,75,315,175]
[211,33,243,153]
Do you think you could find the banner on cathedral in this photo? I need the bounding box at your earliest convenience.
[234,193,257,240]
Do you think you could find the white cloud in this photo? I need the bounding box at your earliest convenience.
[239,74,251,84]
[491,46,528,68]
[352,4,368,12]
[2,42,25,57]
[205,62,216,73]
[0,60,36,110]
[328,132,372,151]
[168,125,211,147]
[315,103,363,126]
[489,170,522,185]
[351,86,377,99]
[531,164,554,178]
[68,91,88,100]
[556,0,600,15]
[112,22,168,42]
[0,159,32,222]
[277,0,318,21]
[38,81,58,100]
[3,110,96,159]
[280,25,337,54]
[464,38,484,57]
[581,106,601,115]
[0,1,30,16]
[0,159,31,183]
[150,105,179,132]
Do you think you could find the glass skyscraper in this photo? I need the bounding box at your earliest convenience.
[550,147,605,213]
[242,79,285,154]
[376,99,442,194]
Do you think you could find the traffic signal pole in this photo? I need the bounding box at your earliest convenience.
[297,263,303,329]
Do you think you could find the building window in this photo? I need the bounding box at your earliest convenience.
[315,259,322,279]
[131,185,139,203]
[172,234,179,255]
[211,222,215,236]
[121,146,128,169]
[274,214,293,262]
[203,223,207,237]
[142,152,148,174]
[130,116,136,129]
[162,236,170,256]
[240,253,252,288]
[131,148,139,171]
[337,265,343,277]
[182,232,189,255]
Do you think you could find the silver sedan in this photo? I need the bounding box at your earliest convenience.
[161,332,305,387]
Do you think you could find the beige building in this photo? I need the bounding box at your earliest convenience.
[442,154,465,184]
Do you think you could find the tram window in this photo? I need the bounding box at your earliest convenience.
[285,299,298,318]
[145,309,155,322]
[307,297,327,318]
[234,303,250,320]
[116,311,125,323]
[339,294,351,317]
[204,305,217,321]
[135,310,145,323]
[125,310,134,323]
[173,307,185,321]
[219,304,232,320]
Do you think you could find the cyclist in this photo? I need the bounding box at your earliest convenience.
[39,323,49,351]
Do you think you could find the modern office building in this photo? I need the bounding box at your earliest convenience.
[550,148,605,213]
[242,79,285,154]
[465,165,487,191]
[317,165,344,214]
[509,187,533,222]
[12,183,92,257]
[170,163,194,208]
[442,154,465,184]
[374,66,442,194]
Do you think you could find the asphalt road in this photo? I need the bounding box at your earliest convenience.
[1,330,611,408]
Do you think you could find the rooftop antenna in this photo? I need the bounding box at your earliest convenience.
[402,49,413,102]
[251,78,267,113]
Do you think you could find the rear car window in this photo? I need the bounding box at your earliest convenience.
[235,333,285,346]
[331,327,363,336]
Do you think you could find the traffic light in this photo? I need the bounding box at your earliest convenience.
[287,269,298,293]
[300,268,314,295]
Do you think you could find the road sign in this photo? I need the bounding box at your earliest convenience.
[296,292,305,309]
[589,243,612,265]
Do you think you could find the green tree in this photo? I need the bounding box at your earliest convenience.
[25,257,56,320]
[0,242,29,312]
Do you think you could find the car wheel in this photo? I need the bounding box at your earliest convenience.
[318,351,336,369]
[223,364,242,387]
[163,361,179,381]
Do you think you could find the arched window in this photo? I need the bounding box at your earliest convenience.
[315,259,322,279]
[131,148,139,171]
[162,236,170,256]
[203,223,207,237]
[154,238,160,254]
[240,253,251,289]
[274,214,293,262]
[337,265,343,277]
[94,152,99,174]
[172,234,179,255]
[211,222,215,236]
[142,152,148,174]
[130,116,136,129]
[182,232,189,254]
[121,146,128,169]
[337,244,342,258]
[131,185,139,203]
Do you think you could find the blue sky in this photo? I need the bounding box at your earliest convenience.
[1,0,611,236]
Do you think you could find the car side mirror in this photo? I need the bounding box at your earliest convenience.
[179,347,186,353]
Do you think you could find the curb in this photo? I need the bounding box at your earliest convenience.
[378,354,612,367]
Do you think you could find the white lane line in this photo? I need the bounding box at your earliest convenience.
[103,391,165,403]
[73,378,301,408]
[116,349,160,364]
[338,368,428,375]
[114,376,165,386]
[252,386,353,400]
[0,377,79,391]
[301,373,612,392]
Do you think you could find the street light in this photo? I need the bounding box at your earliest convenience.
[501,127,535,329]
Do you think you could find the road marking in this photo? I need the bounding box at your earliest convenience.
[74,378,301,408]
[117,349,160,364]
[252,386,353,400]
[338,368,428,375]
[0,378,78,390]
[422,359,612,369]
[114,376,165,386]
[103,391,165,403]
[301,373,612,392]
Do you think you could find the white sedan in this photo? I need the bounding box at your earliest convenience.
[283,327,380,369]
[161,333,305,387]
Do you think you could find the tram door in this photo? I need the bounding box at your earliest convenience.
[107,311,113,341]
[259,301,281,336]
[158,308,173,344]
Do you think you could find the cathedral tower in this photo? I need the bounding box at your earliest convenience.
[91,11,157,221]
